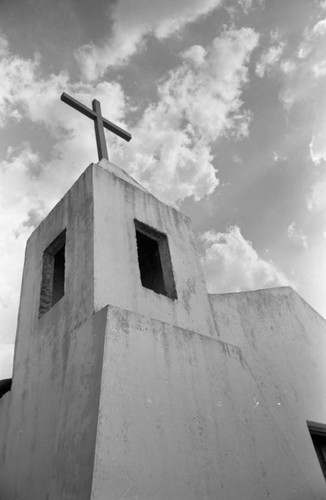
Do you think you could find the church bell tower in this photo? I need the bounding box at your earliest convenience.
[1,93,216,499]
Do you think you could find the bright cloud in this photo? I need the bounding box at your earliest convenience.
[116,27,259,204]
[273,151,287,162]
[307,176,326,213]
[200,226,290,293]
[280,18,326,164]
[287,222,308,249]
[256,42,285,77]
[0,34,8,56]
[0,144,42,344]
[75,0,225,80]
[0,344,14,379]
[0,48,126,142]
[224,0,264,18]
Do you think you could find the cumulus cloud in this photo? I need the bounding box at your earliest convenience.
[287,222,308,249]
[273,151,287,162]
[115,27,259,204]
[307,175,326,212]
[309,101,326,165]
[200,226,290,293]
[0,34,8,56]
[0,26,258,209]
[237,0,253,12]
[0,344,14,379]
[280,18,326,164]
[224,0,264,18]
[0,37,129,179]
[256,41,285,77]
[0,144,43,344]
[75,0,225,80]
[0,45,127,141]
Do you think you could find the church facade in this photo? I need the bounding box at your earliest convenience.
[0,159,326,499]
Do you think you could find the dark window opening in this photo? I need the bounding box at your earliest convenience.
[135,220,177,300]
[52,246,65,305]
[136,231,166,295]
[0,378,12,399]
[39,230,66,317]
[307,421,326,480]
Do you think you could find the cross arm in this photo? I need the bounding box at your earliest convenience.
[61,92,95,121]
[60,92,132,142]
[102,116,132,142]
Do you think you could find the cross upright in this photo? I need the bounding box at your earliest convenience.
[60,92,132,161]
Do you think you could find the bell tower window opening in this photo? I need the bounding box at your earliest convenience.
[39,230,66,317]
[134,220,177,300]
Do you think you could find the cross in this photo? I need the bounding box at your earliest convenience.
[60,92,132,161]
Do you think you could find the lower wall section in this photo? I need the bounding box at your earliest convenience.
[2,299,325,499]
[0,308,107,500]
[47,306,108,500]
[91,305,322,500]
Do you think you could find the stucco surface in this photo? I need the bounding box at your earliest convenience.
[210,286,326,498]
[91,304,322,500]
[1,161,326,500]
[0,308,107,500]
[0,166,97,500]
[15,165,94,346]
[92,161,216,338]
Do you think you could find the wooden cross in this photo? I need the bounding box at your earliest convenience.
[60,92,132,161]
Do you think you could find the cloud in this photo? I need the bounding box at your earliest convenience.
[309,103,326,165]
[0,144,43,344]
[319,0,326,10]
[287,222,308,249]
[256,41,285,77]
[237,0,265,13]
[0,34,8,56]
[272,151,287,162]
[0,46,41,126]
[307,175,326,212]
[0,26,258,209]
[200,226,290,293]
[115,27,259,204]
[0,39,128,176]
[0,46,128,219]
[0,344,14,379]
[75,0,225,80]
[224,0,264,18]
[0,48,127,141]
[280,18,326,164]
[237,0,253,12]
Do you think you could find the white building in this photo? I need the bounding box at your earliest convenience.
[1,159,326,499]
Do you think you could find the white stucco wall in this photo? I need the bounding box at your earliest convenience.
[91,304,325,500]
[210,287,326,498]
[92,160,216,338]
[0,159,216,499]
[0,165,97,500]
[1,161,326,500]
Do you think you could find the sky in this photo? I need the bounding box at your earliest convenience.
[1,0,326,378]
